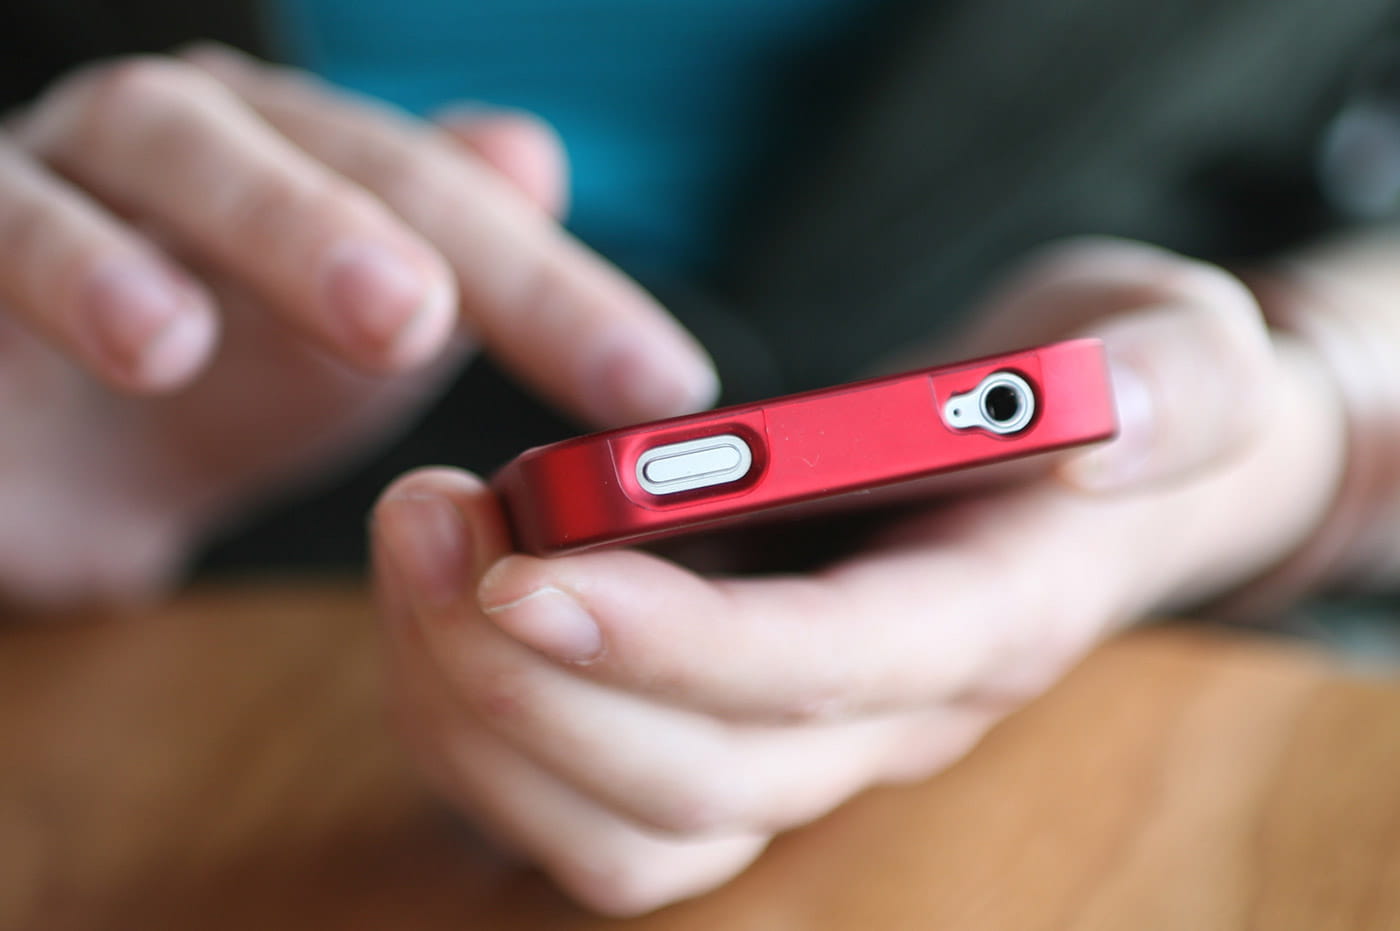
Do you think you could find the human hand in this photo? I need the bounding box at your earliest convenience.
[371,239,1347,914]
[0,47,714,605]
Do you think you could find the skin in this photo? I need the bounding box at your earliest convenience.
[0,46,716,605]
[372,246,1350,915]
[0,46,1364,917]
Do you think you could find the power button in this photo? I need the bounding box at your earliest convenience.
[635,435,754,496]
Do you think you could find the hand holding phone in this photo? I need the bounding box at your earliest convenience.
[376,239,1330,916]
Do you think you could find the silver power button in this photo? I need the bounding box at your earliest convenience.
[635,435,753,496]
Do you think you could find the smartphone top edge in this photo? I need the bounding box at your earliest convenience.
[508,337,1107,460]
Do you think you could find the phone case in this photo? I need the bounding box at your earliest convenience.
[492,338,1117,556]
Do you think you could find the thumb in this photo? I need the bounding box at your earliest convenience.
[1061,268,1274,491]
[372,468,512,621]
[435,107,570,220]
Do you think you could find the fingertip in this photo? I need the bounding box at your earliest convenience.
[435,106,571,219]
[582,329,721,427]
[375,466,490,514]
[1016,236,1176,284]
[77,259,220,395]
[321,239,459,374]
[372,470,475,632]
[128,300,220,392]
[373,467,514,613]
[176,42,256,79]
[664,350,722,415]
[373,272,459,373]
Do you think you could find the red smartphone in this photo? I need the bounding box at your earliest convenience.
[492,338,1117,556]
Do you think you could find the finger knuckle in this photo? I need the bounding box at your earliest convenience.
[1018,236,1172,287]
[1180,262,1267,333]
[75,58,220,161]
[223,173,312,244]
[365,146,446,223]
[1031,234,1140,269]
[768,681,851,726]
[0,196,106,315]
[512,258,579,328]
[995,614,1085,699]
[1116,252,1269,352]
[225,172,375,254]
[86,57,203,122]
[640,774,747,837]
[1171,265,1275,418]
[881,723,987,785]
[462,665,532,725]
[766,780,866,834]
[0,190,53,265]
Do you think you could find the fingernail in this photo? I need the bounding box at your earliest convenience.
[587,335,719,426]
[136,306,217,389]
[322,240,435,360]
[482,585,604,664]
[1066,357,1156,488]
[81,260,211,386]
[376,492,473,606]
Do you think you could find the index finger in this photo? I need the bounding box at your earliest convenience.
[473,489,1133,725]
[187,46,718,428]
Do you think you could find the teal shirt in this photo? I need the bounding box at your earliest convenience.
[273,0,881,281]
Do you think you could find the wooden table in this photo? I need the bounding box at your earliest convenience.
[2,581,1398,931]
